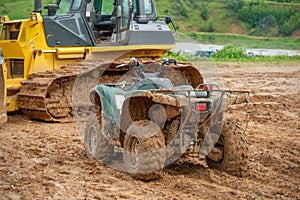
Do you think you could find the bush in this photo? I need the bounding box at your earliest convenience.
[207,20,215,32]
[181,5,190,18]
[163,51,195,61]
[200,4,208,20]
[226,0,244,12]
[280,21,293,36]
[230,0,299,36]
[212,44,247,60]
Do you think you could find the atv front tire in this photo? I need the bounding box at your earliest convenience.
[84,115,113,163]
[206,120,249,177]
[124,120,166,181]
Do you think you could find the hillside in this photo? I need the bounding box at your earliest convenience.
[156,0,246,34]
[0,0,299,49]
[155,0,300,37]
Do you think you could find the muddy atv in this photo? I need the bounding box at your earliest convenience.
[84,58,249,181]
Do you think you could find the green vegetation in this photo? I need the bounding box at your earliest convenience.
[187,32,300,50]
[156,0,300,37]
[226,0,300,36]
[211,44,247,60]
[212,54,300,62]
[163,51,196,61]
[0,0,299,50]
[2,0,299,37]
[266,0,300,3]
[164,45,300,62]
[0,0,53,19]
[210,44,300,61]
[155,0,300,49]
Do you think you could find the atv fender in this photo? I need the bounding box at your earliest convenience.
[170,64,203,88]
[119,91,181,147]
[90,85,125,143]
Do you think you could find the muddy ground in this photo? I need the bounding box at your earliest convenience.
[0,61,299,199]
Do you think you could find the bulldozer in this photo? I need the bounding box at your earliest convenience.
[0,0,202,122]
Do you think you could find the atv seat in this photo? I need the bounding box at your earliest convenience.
[142,72,160,78]
[149,78,173,89]
[176,85,208,98]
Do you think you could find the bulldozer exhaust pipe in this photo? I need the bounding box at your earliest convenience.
[33,0,42,13]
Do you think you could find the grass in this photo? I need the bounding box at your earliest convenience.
[164,50,300,62]
[211,55,300,62]
[187,32,300,50]
[0,0,53,20]
[265,0,300,5]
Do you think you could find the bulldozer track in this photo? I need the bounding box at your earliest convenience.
[17,60,129,122]
[18,65,85,122]
[17,59,202,122]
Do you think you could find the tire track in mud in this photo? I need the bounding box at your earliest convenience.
[219,62,300,199]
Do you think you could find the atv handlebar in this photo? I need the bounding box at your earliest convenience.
[104,81,132,88]
[159,58,177,73]
[130,58,145,79]
[129,57,178,78]
[161,58,177,65]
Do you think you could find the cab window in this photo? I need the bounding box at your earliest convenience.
[121,0,130,30]
[101,0,114,14]
[55,0,72,14]
[71,0,82,10]
[144,0,152,14]
[132,0,153,15]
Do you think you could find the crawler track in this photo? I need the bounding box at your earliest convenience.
[17,60,202,122]
[17,61,128,122]
[18,66,78,122]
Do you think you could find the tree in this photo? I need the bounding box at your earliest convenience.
[207,20,215,32]
[280,21,293,36]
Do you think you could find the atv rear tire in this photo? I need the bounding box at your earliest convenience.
[84,115,113,163]
[124,120,166,181]
[206,120,249,177]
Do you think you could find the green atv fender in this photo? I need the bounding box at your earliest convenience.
[90,79,160,140]
[90,78,182,144]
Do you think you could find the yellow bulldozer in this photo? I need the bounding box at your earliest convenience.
[0,0,202,123]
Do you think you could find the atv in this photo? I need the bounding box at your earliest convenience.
[83,58,249,181]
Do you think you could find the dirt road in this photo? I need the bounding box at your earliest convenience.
[0,61,299,199]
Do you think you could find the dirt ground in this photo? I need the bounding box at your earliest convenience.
[0,61,299,199]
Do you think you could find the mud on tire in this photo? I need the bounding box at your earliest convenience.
[84,115,114,163]
[124,120,166,181]
[206,120,249,177]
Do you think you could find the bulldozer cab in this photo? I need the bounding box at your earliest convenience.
[42,0,174,46]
